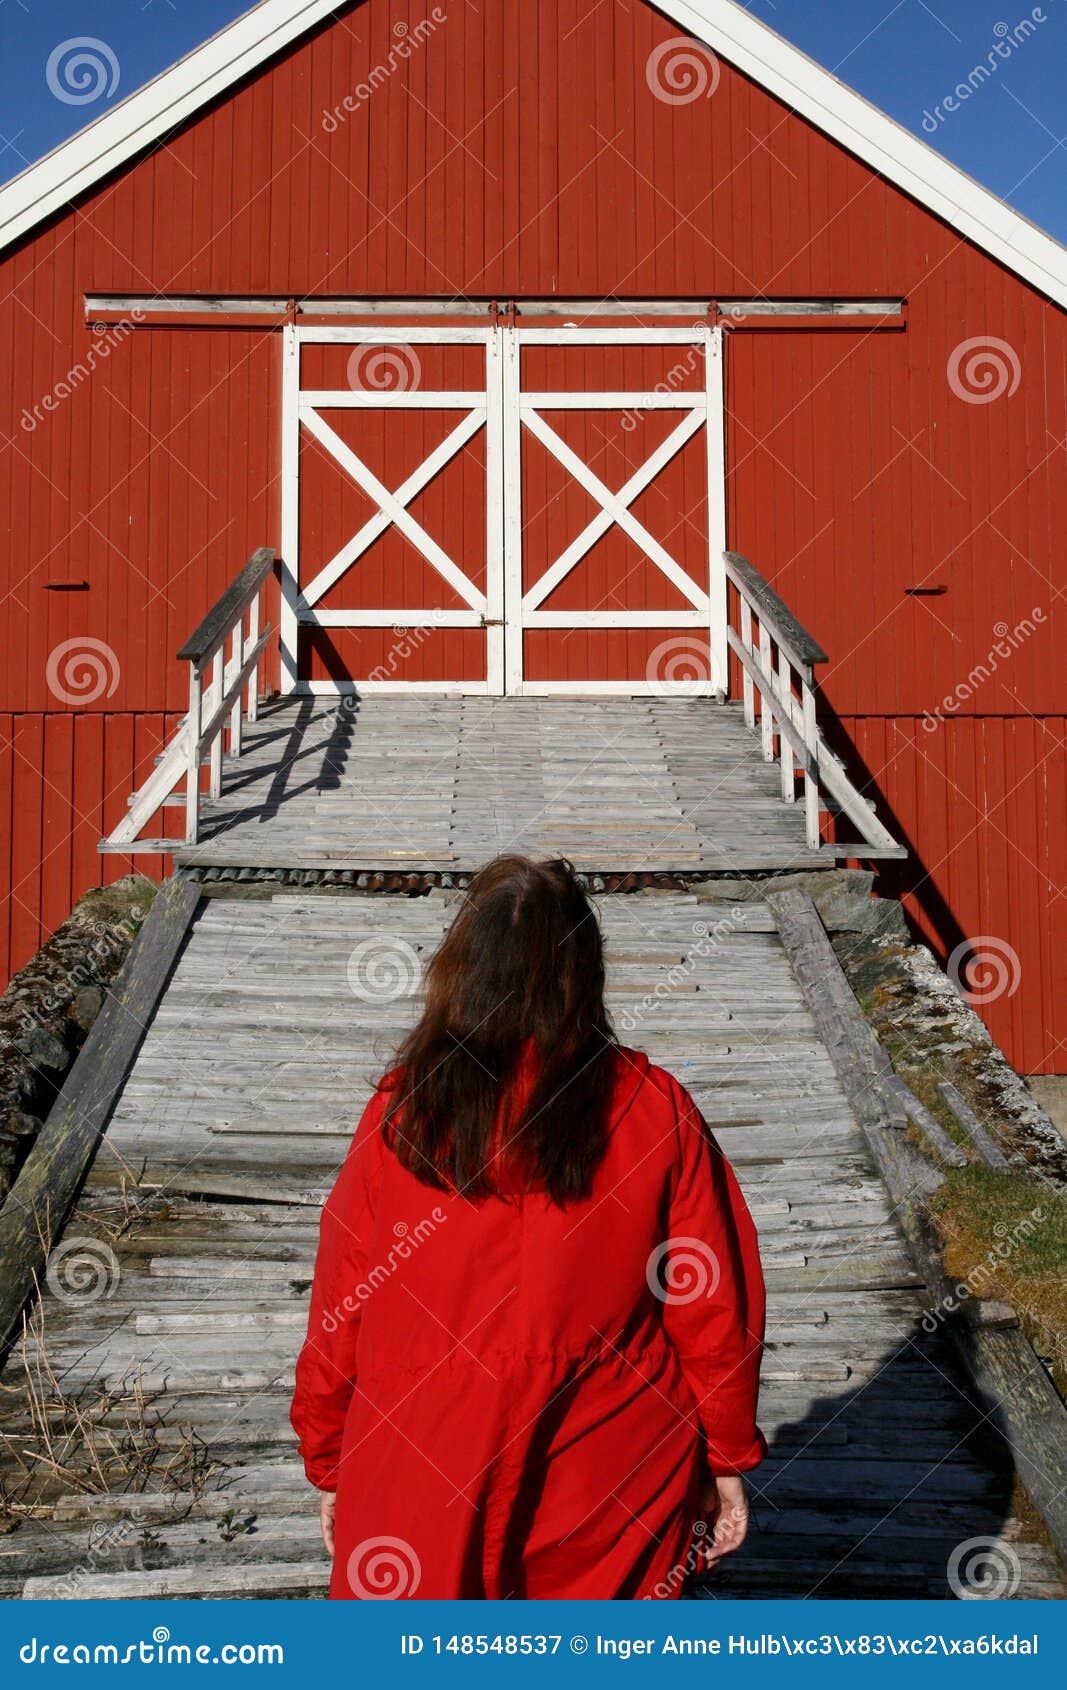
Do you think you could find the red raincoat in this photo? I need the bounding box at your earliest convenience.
[290,1048,765,1600]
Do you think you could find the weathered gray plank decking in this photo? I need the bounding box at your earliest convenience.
[172,697,830,873]
[2,891,1060,1600]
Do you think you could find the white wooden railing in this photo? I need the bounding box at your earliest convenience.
[100,548,276,853]
[724,551,904,859]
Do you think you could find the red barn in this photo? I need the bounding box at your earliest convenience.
[0,0,1064,1073]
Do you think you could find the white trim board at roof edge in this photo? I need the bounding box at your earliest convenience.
[0,0,1065,311]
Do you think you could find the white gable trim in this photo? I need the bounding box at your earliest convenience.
[672,1,1067,309]
[0,0,346,254]
[1,0,1065,310]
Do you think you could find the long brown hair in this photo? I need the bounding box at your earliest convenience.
[382,855,617,1205]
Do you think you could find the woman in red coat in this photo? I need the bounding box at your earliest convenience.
[291,855,765,1600]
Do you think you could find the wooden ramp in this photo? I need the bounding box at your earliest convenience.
[1,891,1061,1599]
[171,698,833,874]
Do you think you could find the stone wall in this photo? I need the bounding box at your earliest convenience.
[0,877,157,1204]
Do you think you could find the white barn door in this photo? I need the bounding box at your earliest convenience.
[281,322,725,696]
[501,325,726,696]
[281,325,505,694]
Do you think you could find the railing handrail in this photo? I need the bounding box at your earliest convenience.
[724,549,904,860]
[177,546,276,670]
[100,548,276,854]
[723,551,828,674]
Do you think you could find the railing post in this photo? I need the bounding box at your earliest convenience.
[720,551,901,860]
[758,619,775,762]
[802,674,820,849]
[739,595,755,729]
[778,650,795,801]
[100,549,275,856]
[185,665,202,846]
[208,649,224,800]
[229,618,243,759]
[247,591,261,725]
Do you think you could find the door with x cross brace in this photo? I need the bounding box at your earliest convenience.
[281,323,725,695]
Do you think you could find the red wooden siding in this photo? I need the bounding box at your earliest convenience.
[0,714,178,986]
[0,0,1064,1068]
[844,717,1067,1077]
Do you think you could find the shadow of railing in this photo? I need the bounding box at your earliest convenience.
[818,709,970,971]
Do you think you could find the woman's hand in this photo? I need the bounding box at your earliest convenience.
[319,1491,336,1557]
[700,1471,749,1565]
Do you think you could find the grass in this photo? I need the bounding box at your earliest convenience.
[930,1165,1067,1394]
[0,1300,215,1523]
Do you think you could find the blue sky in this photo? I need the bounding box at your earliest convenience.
[1,0,1065,241]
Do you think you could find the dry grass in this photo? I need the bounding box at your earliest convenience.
[0,1302,216,1524]
[930,1165,1067,1394]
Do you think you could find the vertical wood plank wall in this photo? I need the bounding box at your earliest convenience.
[1,0,1064,1069]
